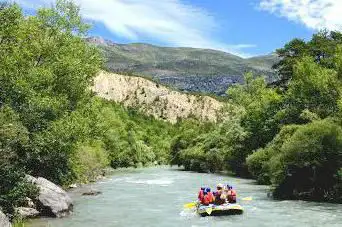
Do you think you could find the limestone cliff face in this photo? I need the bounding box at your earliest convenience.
[93,71,224,123]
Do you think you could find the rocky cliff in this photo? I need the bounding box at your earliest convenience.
[93,71,224,123]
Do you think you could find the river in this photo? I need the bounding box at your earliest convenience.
[28,166,342,227]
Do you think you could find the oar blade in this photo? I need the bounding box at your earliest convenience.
[184,202,197,208]
[242,197,252,201]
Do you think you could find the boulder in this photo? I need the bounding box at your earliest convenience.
[0,210,11,227]
[27,176,73,218]
[16,207,40,219]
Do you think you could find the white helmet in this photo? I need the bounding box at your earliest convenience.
[217,183,224,189]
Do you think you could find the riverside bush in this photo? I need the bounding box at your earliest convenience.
[0,107,38,215]
[246,125,300,185]
[270,119,342,201]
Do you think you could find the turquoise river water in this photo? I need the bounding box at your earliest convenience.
[28,167,342,227]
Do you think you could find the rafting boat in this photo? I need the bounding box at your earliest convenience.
[197,203,243,217]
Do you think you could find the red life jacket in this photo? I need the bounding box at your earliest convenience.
[198,190,204,201]
[201,192,214,205]
[207,192,214,203]
[228,189,237,203]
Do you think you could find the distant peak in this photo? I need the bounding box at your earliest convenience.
[86,36,116,46]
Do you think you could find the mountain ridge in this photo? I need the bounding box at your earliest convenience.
[87,36,279,95]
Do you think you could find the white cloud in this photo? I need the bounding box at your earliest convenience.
[17,0,255,57]
[259,0,342,31]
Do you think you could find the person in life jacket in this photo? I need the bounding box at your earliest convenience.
[201,187,214,206]
[198,187,205,202]
[226,184,237,203]
[213,183,226,205]
[222,184,230,202]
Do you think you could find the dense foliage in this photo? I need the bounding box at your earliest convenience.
[0,107,39,215]
[272,30,342,87]
[0,1,178,216]
[172,30,342,203]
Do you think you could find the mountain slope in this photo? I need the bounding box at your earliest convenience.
[87,37,279,95]
[93,71,224,123]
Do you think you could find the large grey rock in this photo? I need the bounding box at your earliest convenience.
[0,210,11,227]
[15,207,40,219]
[27,176,73,218]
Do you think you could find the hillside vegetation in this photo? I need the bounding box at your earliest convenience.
[0,1,182,217]
[93,71,224,123]
[87,37,279,95]
[173,30,342,203]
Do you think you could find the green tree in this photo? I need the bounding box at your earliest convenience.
[273,30,342,87]
[244,32,342,201]
[0,107,38,215]
[0,0,102,132]
[281,57,341,125]
[246,125,300,184]
[0,0,102,185]
[227,73,282,175]
[269,119,342,202]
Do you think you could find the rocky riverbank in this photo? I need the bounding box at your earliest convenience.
[2,169,112,226]
[0,176,73,226]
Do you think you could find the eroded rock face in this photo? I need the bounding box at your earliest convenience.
[93,71,226,123]
[27,176,73,218]
[16,207,40,219]
[0,210,11,227]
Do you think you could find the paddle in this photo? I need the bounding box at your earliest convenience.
[241,197,252,201]
[184,202,197,209]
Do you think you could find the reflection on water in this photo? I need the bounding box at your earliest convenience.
[28,167,342,227]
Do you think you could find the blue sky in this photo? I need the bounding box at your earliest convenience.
[17,0,342,57]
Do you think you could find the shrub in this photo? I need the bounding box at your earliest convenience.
[269,119,342,201]
[0,165,38,215]
[0,107,38,215]
[246,125,300,184]
[70,140,109,183]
